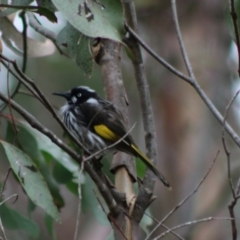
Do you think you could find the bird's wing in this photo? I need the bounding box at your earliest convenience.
[79,100,134,145]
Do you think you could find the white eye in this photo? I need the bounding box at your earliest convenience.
[77,93,82,97]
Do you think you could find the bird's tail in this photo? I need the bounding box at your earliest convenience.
[131,144,171,189]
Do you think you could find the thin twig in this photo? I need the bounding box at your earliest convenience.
[0,168,12,198]
[27,12,57,43]
[18,89,41,98]
[125,24,193,84]
[229,0,240,76]
[123,0,158,192]
[144,212,185,240]
[145,151,219,240]
[221,90,240,240]
[73,162,84,240]
[0,10,27,113]
[126,6,240,150]
[0,194,18,206]
[171,0,194,78]
[0,60,45,105]
[7,62,19,140]
[172,0,240,149]
[94,190,128,240]
[27,12,66,56]
[154,217,233,240]
[222,90,240,195]
[19,11,28,73]
[0,193,18,240]
[0,217,7,240]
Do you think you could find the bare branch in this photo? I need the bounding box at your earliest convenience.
[125,24,193,84]
[221,90,240,240]
[155,217,233,240]
[19,11,28,73]
[145,151,219,240]
[122,0,158,193]
[171,0,194,78]
[27,12,57,43]
[73,163,84,240]
[95,191,128,240]
[222,90,240,196]
[7,62,19,140]
[171,0,240,149]
[126,4,240,150]
[0,168,12,198]
[0,194,18,206]
[0,217,7,240]
[144,212,185,240]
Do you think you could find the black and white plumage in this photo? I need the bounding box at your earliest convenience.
[55,86,128,153]
[53,86,170,188]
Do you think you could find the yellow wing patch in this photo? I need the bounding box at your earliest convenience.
[94,124,118,141]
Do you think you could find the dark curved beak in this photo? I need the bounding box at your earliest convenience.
[53,91,71,100]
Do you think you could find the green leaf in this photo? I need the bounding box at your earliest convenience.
[9,121,78,174]
[27,198,36,217]
[6,123,65,210]
[0,203,39,238]
[82,174,109,225]
[1,141,60,222]
[136,157,146,179]
[75,34,93,77]
[6,122,42,164]
[52,0,124,42]
[53,161,73,184]
[36,0,56,12]
[44,213,56,240]
[66,181,78,196]
[57,23,93,77]
[39,152,65,210]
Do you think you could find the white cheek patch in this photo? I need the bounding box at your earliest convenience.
[86,98,98,105]
[71,96,77,103]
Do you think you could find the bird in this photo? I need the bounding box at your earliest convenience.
[53,86,170,188]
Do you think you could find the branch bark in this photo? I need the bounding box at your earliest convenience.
[96,38,136,240]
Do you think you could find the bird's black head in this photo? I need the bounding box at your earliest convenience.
[53,86,99,105]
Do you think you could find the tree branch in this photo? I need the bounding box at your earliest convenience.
[222,90,240,240]
[126,5,240,150]
[123,0,158,191]
[97,38,135,240]
[155,217,233,240]
[171,0,240,148]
